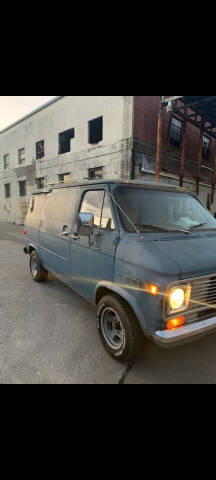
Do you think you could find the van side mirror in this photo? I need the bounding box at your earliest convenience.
[77,213,94,237]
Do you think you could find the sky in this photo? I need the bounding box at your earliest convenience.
[0,96,56,130]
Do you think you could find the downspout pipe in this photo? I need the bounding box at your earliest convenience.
[131,95,135,180]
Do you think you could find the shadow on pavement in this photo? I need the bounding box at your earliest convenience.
[126,332,216,384]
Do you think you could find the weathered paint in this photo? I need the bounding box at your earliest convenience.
[24,180,216,346]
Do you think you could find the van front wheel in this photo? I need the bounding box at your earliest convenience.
[97,295,143,362]
[30,251,48,283]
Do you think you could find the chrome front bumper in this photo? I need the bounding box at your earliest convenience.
[153,316,216,346]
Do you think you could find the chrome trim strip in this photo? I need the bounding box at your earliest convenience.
[154,316,216,345]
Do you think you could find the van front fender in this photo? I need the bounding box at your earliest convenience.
[27,243,40,256]
[94,281,150,336]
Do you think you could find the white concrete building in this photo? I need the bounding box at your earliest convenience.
[0,96,134,224]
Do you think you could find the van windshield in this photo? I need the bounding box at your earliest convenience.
[114,186,216,233]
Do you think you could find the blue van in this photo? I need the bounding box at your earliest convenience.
[24,180,216,361]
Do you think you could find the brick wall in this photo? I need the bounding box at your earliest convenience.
[133,96,215,184]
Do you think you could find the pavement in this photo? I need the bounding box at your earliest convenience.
[1,222,216,384]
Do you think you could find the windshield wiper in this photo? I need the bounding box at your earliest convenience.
[189,223,207,230]
[136,224,191,234]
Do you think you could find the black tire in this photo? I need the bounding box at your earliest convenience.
[97,294,143,362]
[30,251,48,283]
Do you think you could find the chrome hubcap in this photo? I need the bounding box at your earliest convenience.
[101,308,125,350]
[31,257,38,278]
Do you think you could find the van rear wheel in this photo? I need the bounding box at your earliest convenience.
[97,294,143,362]
[30,251,48,283]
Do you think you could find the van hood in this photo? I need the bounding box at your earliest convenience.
[154,232,216,279]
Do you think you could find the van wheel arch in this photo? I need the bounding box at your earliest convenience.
[96,287,137,323]
[95,287,113,306]
[30,250,48,282]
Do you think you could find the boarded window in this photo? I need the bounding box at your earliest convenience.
[18,148,25,165]
[203,135,211,160]
[89,117,103,144]
[59,129,75,154]
[58,173,71,183]
[36,140,45,160]
[19,181,26,197]
[4,183,11,198]
[4,154,10,170]
[89,167,103,180]
[36,178,45,190]
[169,117,182,148]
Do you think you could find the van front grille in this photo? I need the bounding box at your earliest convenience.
[190,275,216,312]
[198,309,216,322]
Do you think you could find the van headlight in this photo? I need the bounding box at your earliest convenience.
[168,285,191,313]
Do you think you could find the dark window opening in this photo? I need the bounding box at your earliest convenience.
[169,117,183,148]
[19,181,26,197]
[58,173,71,183]
[4,184,11,198]
[36,140,45,160]
[203,135,211,160]
[89,167,103,180]
[59,128,75,155]
[36,178,45,190]
[4,154,10,170]
[18,148,25,165]
[89,116,103,144]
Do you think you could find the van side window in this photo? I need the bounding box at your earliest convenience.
[45,188,80,235]
[26,195,45,229]
[81,190,104,228]
[81,191,115,230]
[101,194,115,230]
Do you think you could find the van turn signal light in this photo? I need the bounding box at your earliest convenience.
[167,316,184,330]
[147,284,159,296]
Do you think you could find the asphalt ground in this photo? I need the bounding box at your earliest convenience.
[1,223,216,384]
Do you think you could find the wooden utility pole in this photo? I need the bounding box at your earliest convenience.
[180,120,187,187]
[196,128,204,196]
[211,143,216,204]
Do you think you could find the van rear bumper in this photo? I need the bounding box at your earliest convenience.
[153,316,216,347]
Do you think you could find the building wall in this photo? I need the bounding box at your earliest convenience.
[0,96,134,224]
[2,95,216,225]
[133,95,216,211]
